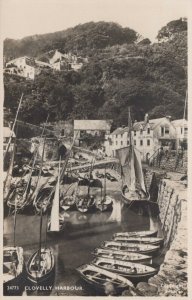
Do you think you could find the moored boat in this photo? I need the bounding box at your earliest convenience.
[92,248,152,265]
[113,236,164,246]
[101,241,159,256]
[92,257,157,282]
[60,182,78,211]
[76,263,134,295]
[113,230,158,238]
[3,246,25,296]
[76,194,95,213]
[95,167,113,212]
[26,248,55,286]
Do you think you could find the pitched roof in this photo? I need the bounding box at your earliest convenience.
[133,117,170,131]
[3,127,16,138]
[74,120,112,131]
[171,119,188,127]
[111,127,129,135]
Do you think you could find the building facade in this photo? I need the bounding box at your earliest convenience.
[105,115,183,161]
[171,119,188,149]
[74,120,112,147]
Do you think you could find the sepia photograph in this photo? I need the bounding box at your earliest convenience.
[1,0,190,297]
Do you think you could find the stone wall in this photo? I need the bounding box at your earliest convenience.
[134,178,187,296]
[150,150,187,174]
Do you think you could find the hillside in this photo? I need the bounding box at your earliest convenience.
[3,19,187,127]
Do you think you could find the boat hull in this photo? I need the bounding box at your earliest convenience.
[113,230,158,238]
[25,248,55,294]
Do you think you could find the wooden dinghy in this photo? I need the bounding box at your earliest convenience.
[33,186,53,214]
[92,248,152,265]
[113,236,164,246]
[92,257,157,282]
[101,241,159,256]
[26,248,55,285]
[3,246,25,296]
[113,230,158,238]
[76,263,134,295]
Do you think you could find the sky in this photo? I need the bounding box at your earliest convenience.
[0,0,190,42]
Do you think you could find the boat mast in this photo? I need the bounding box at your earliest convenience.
[4,93,23,160]
[13,200,17,247]
[103,166,107,200]
[38,205,43,270]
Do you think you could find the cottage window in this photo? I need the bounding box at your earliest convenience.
[147,139,150,146]
[147,128,150,134]
[140,129,143,135]
[134,140,136,146]
[116,141,118,145]
[121,134,123,138]
[165,126,169,135]
[181,127,183,134]
[184,127,188,132]
[140,140,143,146]
[161,127,164,136]
[127,140,129,145]
[121,141,123,145]
[134,131,136,136]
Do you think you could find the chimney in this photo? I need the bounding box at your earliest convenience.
[166,116,172,121]
[144,113,149,123]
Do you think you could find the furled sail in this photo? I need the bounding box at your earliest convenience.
[50,160,61,231]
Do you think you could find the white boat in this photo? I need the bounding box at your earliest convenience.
[92,257,157,282]
[101,241,159,256]
[92,248,152,265]
[113,230,158,238]
[113,236,164,246]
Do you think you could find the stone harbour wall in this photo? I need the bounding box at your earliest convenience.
[137,178,187,296]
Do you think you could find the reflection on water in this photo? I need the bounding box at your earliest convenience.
[4,191,162,296]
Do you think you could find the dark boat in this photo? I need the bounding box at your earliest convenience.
[95,167,113,212]
[60,182,78,211]
[3,246,25,296]
[26,248,55,286]
[76,264,134,295]
[101,241,160,256]
[113,236,164,246]
[113,230,158,238]
[92,248,152,265]
[116,108,150,205]
[92,257,157,282]
[33,186,53,214]
[76,194,95,213]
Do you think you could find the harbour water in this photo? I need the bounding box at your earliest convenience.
[4,190,164,296]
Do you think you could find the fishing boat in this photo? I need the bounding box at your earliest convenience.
[76,162,96,213]
[76,194,95,213]
[26,158,57,288]
[116,108,150,205]
[92,257,157,282]
[113,236,164,246]
[3,246,25,296]
[60,182,78,211]
[33,185,53,214]
[95,167,113,212]
[26,248,55,286]
[76,264,134,295]
[92,248,152,265]
[113,230,158,238]
[101,241,159,256]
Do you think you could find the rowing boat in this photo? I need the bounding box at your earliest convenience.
[92,257,157,282]
[101,241,159,256]
[92,248,152,265]
[76,264,134,295]
[113,230,158,238]
[113,236,164,246]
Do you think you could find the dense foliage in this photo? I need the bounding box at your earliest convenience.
[4,19,187,128]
